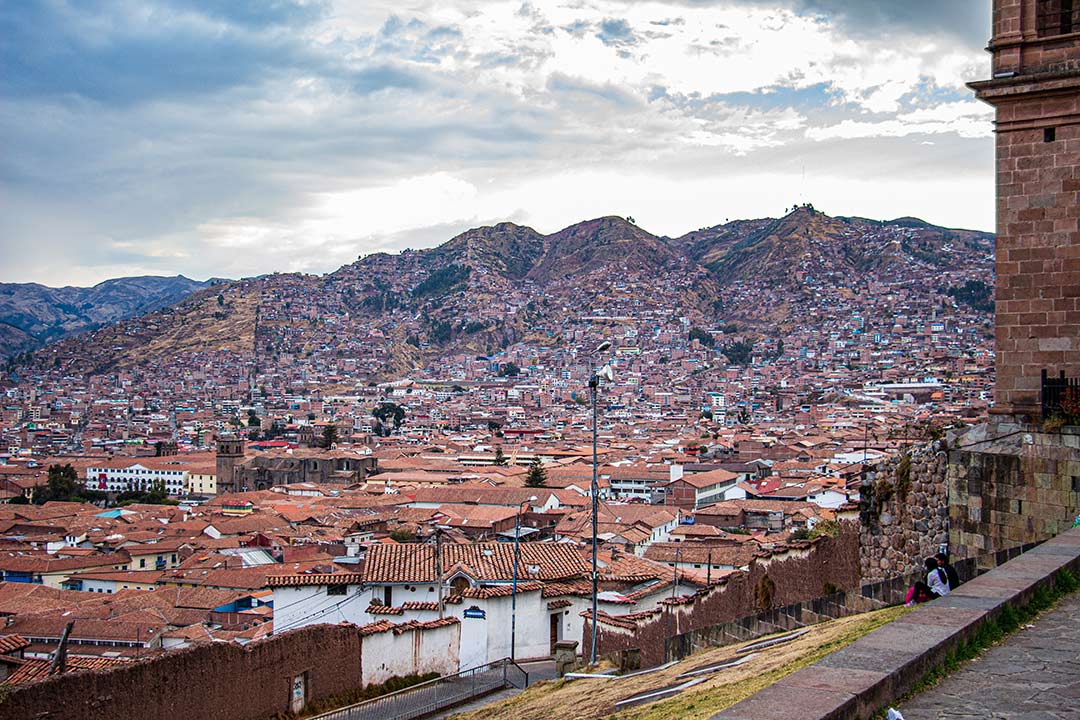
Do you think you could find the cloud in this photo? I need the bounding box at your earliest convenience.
[0,0,997,285]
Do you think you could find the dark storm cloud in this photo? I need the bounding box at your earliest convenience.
[0,1,333,105]
[676,0,991,46]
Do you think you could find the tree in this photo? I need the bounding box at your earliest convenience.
[36,464,80,504]
[373,403,406,434]
[689,327,715,347]
[389,528,416,543]
[498,362,520,377]
[723,340,754,366]
[493,446,508,467]
[487,419,503,433]
[525,456,547,488]
[322,424,340,448]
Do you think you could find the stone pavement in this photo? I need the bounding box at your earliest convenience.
[710,526,1080,720]
[899,591,1080,719]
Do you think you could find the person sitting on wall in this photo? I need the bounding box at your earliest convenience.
[935,551,961,590]
[905,557,951,606]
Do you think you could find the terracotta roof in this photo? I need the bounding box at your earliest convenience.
[400,601,439,611]
[367,604,405,615]
[0,635,29,654]
[363,543,589,584]
[266,572,364,588]
[459,581,543,599]
[3,655,129,686]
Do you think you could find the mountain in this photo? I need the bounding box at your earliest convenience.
[677,207,994,331]
[8,210,994,379]
[0,275,212,359]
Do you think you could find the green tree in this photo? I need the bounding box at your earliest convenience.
[723,340,754,366]
[493,445,508,467]
[525,456,547,488]
[36,463,80,504]
[373,403,406,433]
[390,528,416,543]
[498,362,520,377]
[689,327,715,347]
[322,423,340,448]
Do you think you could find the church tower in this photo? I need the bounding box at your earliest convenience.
[216,437,246,495]
[970,0,1080,419]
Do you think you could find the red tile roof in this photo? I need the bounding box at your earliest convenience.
[363,543,589,584]
[266,572,364,588]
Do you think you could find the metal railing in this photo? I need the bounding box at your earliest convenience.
[1041,369,1079,419]
[308,658,529,720]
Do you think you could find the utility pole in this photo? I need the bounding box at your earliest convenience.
[588,341,610,666]
[434,528,443,619]
[671,546,681,599]
[48,621,75,676]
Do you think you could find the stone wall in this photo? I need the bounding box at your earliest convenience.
[949,421,1080,557]
[0,619,462,720]
[858,441,949,583]
[0,624,363,720]
[588,525,861,668]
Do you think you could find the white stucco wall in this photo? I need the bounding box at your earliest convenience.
[361,622,460,686]
[272,584,371,633]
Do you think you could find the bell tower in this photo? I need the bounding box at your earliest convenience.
[216,437,246,495]
[970,0,1080,419]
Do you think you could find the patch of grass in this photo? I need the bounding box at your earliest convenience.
[612,606,908,720]
[873,568,1078,719]
[454,606,909,720]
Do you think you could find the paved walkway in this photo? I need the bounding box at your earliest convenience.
[427,660,557,719]
[899,592,1080,719]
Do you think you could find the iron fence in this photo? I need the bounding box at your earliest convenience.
[1041,369,1079,419]
[309,658,528,720]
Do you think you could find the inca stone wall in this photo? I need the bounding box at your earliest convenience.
[948,421,1080,556]
[859,441,949,583]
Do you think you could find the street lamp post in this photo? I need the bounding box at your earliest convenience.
[511,495,537,661]
[589,340,611,665]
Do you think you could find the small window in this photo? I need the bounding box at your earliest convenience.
[1045,127,1056,143]
[327,584,348,596]
[1038,0,1077,36]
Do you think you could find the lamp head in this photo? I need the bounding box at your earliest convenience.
[595,340,612,353]
[528,495,538,502]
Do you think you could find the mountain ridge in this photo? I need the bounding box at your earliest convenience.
[0,274,214,359]
[6,210,994,378]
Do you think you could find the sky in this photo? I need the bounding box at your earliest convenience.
[0,0,995,286]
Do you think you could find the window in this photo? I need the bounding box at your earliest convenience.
[1038,0,1078,36]
[1045,127,1057,143]
[327,584,348,596]
[139,558,146,568]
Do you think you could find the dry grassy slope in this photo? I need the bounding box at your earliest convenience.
[453,605,908,720]
[137,288,257,361]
